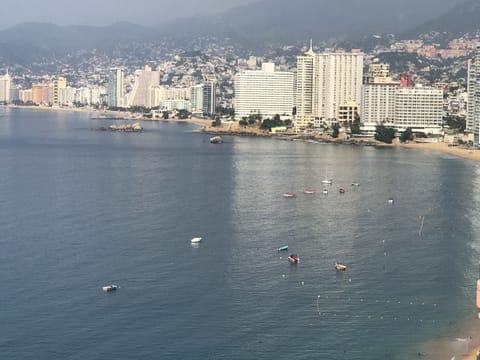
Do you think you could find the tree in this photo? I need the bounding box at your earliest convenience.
[332,123,340,138]
[260,114,284,130]
[162,111,169,120]
[177,109,190,119]
[350,112,361,134]
[211,117,222,127]
[400,127,413,143]
[443,115,466,132]
[375,125,396,144]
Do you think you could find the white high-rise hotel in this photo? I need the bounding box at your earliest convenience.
[295,46,364,128]
[361,63,443,135]
[234,63,294,119]
[0,70,12,104]
[467,45,480,144]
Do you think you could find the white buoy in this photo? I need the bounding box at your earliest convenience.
[191,237,202,244]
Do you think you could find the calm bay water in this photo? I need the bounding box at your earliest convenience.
[0,108,479,359]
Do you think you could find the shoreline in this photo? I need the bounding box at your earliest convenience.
[4,106,480,161]
[419,318,480,360]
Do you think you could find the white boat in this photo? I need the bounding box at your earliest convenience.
[322,188,329,195]
[322,166,333,185]
[191,237,203,244]
[335,262,347,271]
[102,284,118,292]
[351,182,360,187]
[388,199,394,204]
[210,136,223,144]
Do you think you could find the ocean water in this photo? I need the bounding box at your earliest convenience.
[0,108,479,359]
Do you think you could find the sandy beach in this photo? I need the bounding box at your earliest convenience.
[398,142,480,162]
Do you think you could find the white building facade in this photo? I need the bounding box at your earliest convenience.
[361,84,443,135]
[393,87,443,134]
[234,62,294,120]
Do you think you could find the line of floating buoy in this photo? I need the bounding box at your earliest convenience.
[316,294,439,307]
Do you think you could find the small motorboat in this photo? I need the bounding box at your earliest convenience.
[303,189,316,194]
[335,262,347,271]
[322,188,329,195]
[191,237,203,244]
[283,192,297,198]
[351,182,360,187]
[102,284,118,292]
[210,136,223,144]
[322,179,333,185]
[278,245,289,252]
[388,198,394,204]
[339,188,345,194]
[288,254,300,264]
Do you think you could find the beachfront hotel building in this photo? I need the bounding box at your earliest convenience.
[393,86,443,134]
[108,68,125,108]
[127,65,160,108]
[361,84,443,135]
[52,77,67,107]
[361,84,398,126]
[32,83,51,105]
[190,81,216,117]
[234,62,294,120]
[0,70,12,104]
[294,46,364,129]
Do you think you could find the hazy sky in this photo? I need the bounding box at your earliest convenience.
[0,0,258,29]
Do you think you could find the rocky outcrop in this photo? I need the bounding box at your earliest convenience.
[96,122,143,132]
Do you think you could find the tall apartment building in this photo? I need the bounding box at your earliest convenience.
[108,68,124,108]
[202,81,216,117]
[0,70,12,104]
[295,46,364,128]
[32,83,51,105]
[53,77,67,106]
[19,89,33,103]
[466,47,480,143]
[127,65,160,107]
[190,84,204,114]
[234,62,294,120]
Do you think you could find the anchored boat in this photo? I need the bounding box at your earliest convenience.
[102,284,118,292]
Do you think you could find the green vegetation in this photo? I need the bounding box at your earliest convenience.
[260,114,284,130]
[400,127,413,143]
[177,109,190,119]
[349,112,361,135]
[331,123,340,138]
[375,125,396,144]
[215,106,235,119]
[444,115,466,132]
